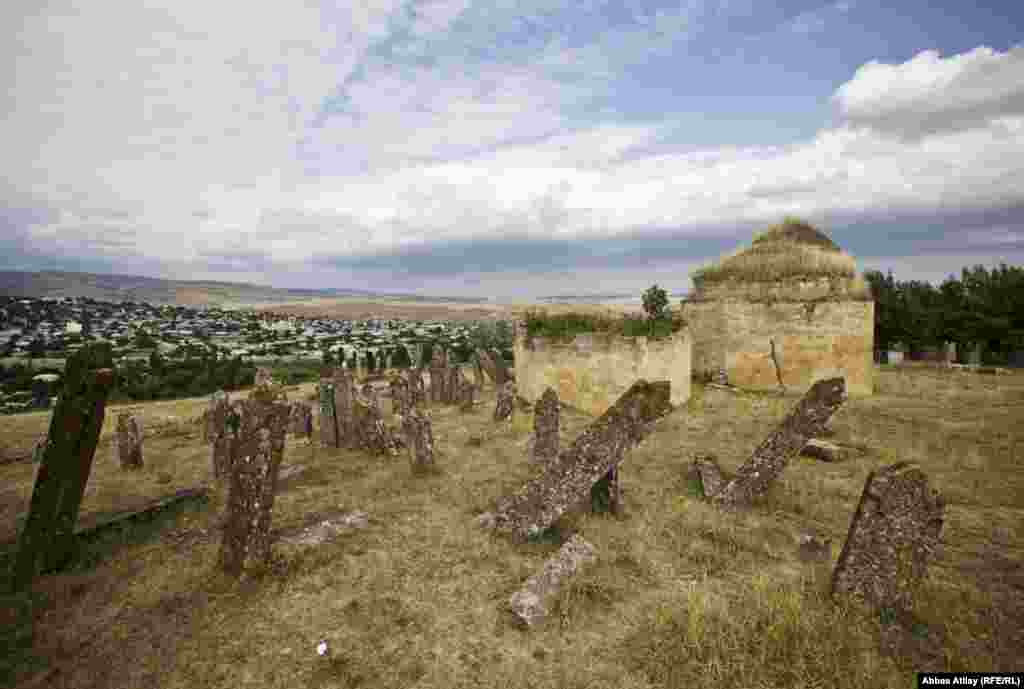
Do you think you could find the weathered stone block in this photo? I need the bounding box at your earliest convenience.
[831,462,945,613]
[402,409,435,473]
[531,387,560,464]
[494,381,515,422]
[510,535,596,627]
[801,438,852,462]
[318,380,338,449]
[115,412,144,469]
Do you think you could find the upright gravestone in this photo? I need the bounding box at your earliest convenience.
[352,392,400,456]
[711,378,847,510]
[482,380,672,541]
[494,381,515,422]
[390,374,412,418]
[531,387,560,464]
[831,463,945,613]
[446,365,464,405]
[408,368,426,407]
[458,377,475,412]
[402,408,435,473]
[430,349,446,404]
[473,352,486,389]
[944,342,957,367]
[207,391,233,478]
[476,348,499,386]
[491,348,511,386]
[218,398,289,577]
[318,379,339,448]
[288,402,313,439]
[12,343,116,592]
[116,412,144,469]
[334,369,356,449]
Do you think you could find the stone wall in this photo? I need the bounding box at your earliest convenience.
[512,320,691,416]
[682,295,874,397]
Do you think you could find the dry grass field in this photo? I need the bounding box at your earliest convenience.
[1,364,1022,688]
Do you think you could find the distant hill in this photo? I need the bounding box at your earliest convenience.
[0,270,489,307]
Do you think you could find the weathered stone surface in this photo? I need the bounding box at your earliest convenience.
[333,370,356,449]
[510,535,596,627]
[115,412,144,469]
[491,348,511,385]
[276,511,370,547]
[476,348,500,386]
[287,402,313,438]
[390,374,412,418]
[203,390,230,444]
[458,377,475,412]
[712,377,848,509]
[403,408,435,473]
[494,381,515,422]
[531,387,560,464]
[590,465,621,514]
[430,349,446,403]
[352,395,401,456]
[801,438,852,462]
[218,398,289,577]
[318,380,338,448]
[12,343,116,591]
[473,353,486,389]
[830,462,945,613]
[797,532,833,562]
[361,383,379,410]
[687,453,726,498]
[446,366,464,405]
[485,380,672,542]
[254,367,274,387]
[407,368,426,407]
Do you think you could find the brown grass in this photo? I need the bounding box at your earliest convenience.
[2,365,1022,688]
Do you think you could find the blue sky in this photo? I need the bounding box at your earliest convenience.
[2,1,1022,299]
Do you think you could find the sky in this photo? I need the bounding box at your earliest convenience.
[2,1,1022,300]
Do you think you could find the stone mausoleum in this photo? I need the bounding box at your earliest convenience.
[681,219,874,397]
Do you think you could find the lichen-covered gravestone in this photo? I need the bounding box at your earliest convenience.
[402,408,435,473]
[482,380,672,542]
[458,378,475,412]
[407,368,426,407]
[446,365,464,405]
[318,379,338,448]
[476,348,499,386]
[116,412,144,469]
[494,381,515,422]
[333,369,356,449]
[473,353,486,389]
[531,387,560,464]
[510,535,596,627]
[218,398,289,577]
[830,462,945,613]
[12,343,116,592]
[390,374,411,418]
[208,391,233,478]
[352,394,401,456]
[287,402,313,439]
[712,377,847,509]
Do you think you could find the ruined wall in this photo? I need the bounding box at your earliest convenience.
[513,321,691,416]
[682,295,874,397]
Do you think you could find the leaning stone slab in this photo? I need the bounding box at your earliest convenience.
[115,412,144,469]
[510,534,596,627]
[484,380,672,542]
[830,462,945,613]
[218,398,290,577]
[531,387,560,464]
[12,343,116,591]
[712,377,847,509]
[687,453,726,499]
[402,408,435,473]
[801,439,852,463]
[494,381,515,422]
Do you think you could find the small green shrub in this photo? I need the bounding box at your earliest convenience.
[524,309,685,341]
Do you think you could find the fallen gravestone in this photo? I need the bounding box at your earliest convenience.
[218,397,290,577]
[481,380,672,542]
[830,462,945,613]
[531,387,560,464]
[275,511,370,547]
[402,408,435,473]
[494,381,515,422]
[11,343,116,592]
[711,377,847,509]
[510,534,596,627]
[115,412,144,469]
[800,439,853,462]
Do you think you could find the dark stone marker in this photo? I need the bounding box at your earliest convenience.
[476,348,499,386]
[458,377,475,412]
[712,377,848,509]
[334,370,356,449]
[687,453,726,499]
[532,387,560,464]
[402,408,435,473]
[407,367,426,407]
[288,402,313,438]
[11,343,116,592]
[318,380,338,448]
[352,394,401,456]
[831,462,945,613]
[390,374,412,418]
[473,353,485,389]
[446,366,464,405]
[485,380,672,542]
[116,412,144,469]
[218,398,289,577]
[494,381,515,422]
[491,348,511,385]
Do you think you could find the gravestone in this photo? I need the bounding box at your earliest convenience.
[318,380,339,448]
[831,462,945,613]
[352,394,400,456]
[481,380,672,542]
[687,453,726,499]
[491,348,511,385]
[203,390,229,444]
[510,534,596,627]
[208,392,234,478]
[408,367,426,407]
[333,369,356,449]
[494,381,515,422]
[476,348,500,386]
[390,374,412,418]
[361,383,379,410]
[288,402,313,439]
[430,349,446,404]
[531,387,560,464]
[115,412,144,469]
[218,398,290,577]
[711,378,847,509]
[402,408,435,473]
[458,378,475,412]
[446,366,464,405]
[473,352,486,389]
[11,343,116,592]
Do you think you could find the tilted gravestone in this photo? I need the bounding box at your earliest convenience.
[831,462,945,613]
[494,381,515,422]
[531,387,560,464]
[12,343,116,592]
[115,412,144,469]
[318,379,339,448]
[390,374,412,418]
[711,377,847,509]
[482,380,672,542]
[510,534,596,627]
[402,408,435,473]
[218,397,290,577]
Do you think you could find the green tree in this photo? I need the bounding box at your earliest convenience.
[322,349,335,367]
[419,341,434,368]
[392,345,412,369]
[366,350,376,373]
[27,336,46,359]
[642,284,669,322]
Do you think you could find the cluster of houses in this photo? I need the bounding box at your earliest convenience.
[0,295,508,415]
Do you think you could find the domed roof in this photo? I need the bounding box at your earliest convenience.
[691,218,870,300]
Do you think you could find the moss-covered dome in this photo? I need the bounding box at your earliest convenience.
[690,218,870,301]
